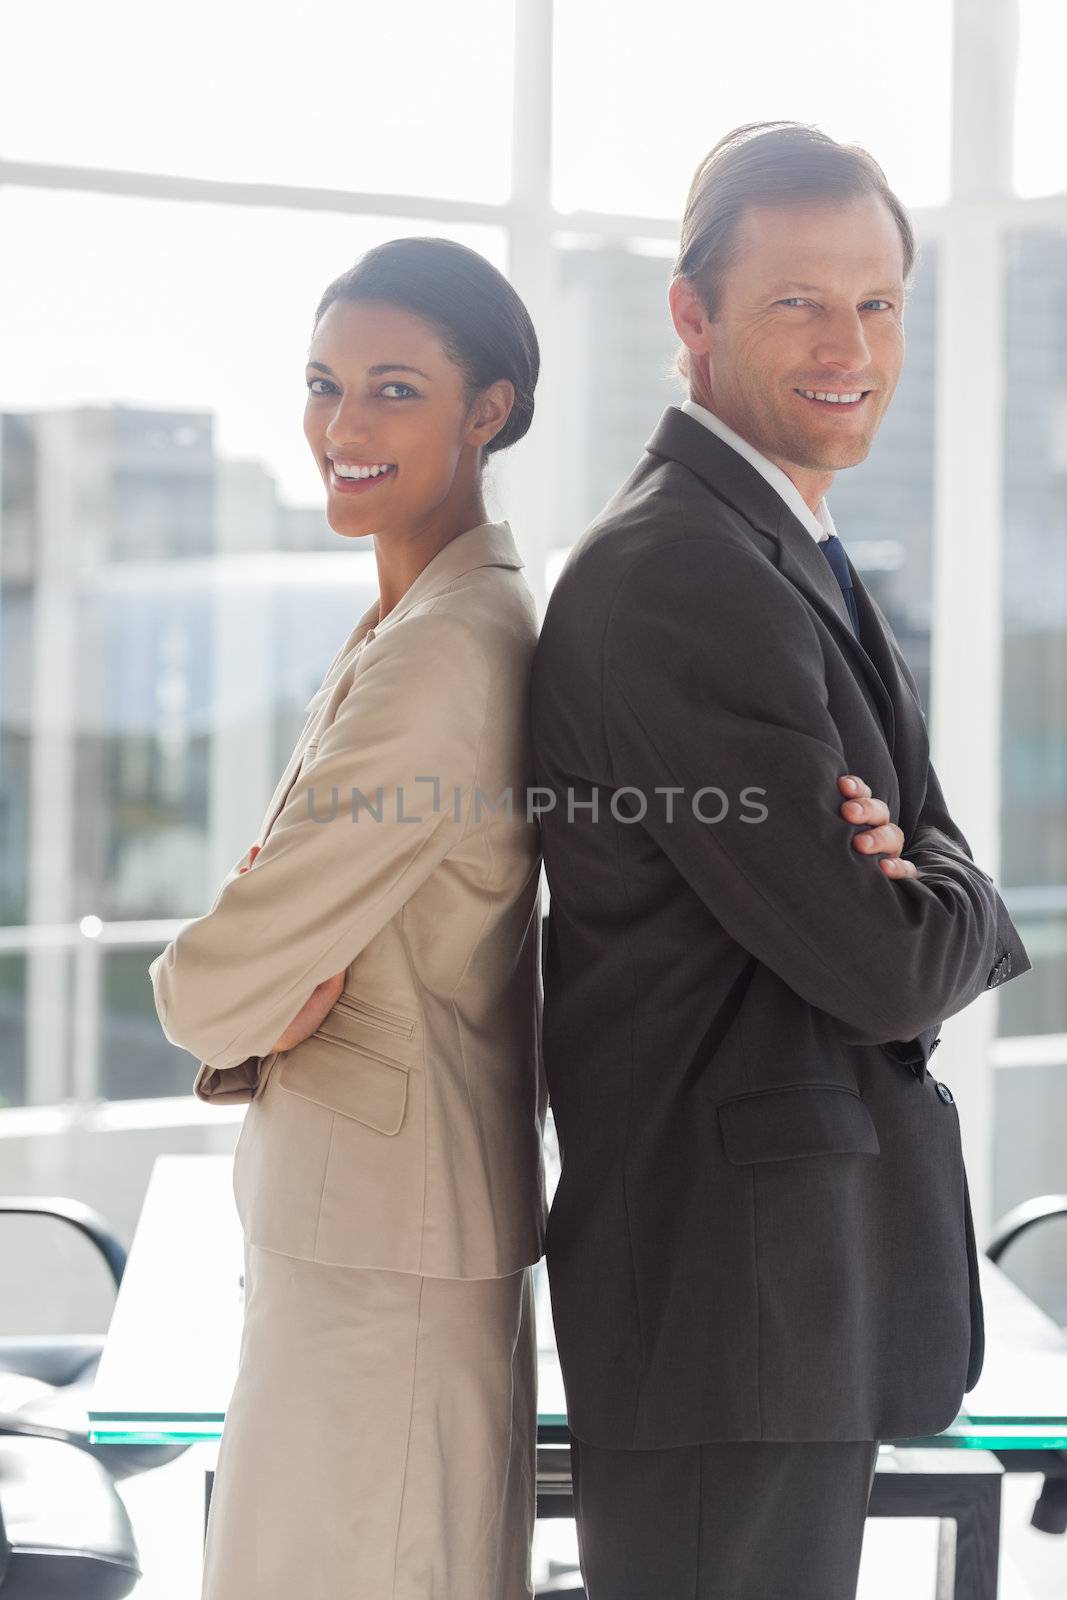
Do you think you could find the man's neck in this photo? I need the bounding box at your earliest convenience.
[690,393,834,512]
[762,449,834,515]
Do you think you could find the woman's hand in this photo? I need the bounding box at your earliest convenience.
[238,845,348,1052]
[837,774,918,879]
[268,971,347,1054]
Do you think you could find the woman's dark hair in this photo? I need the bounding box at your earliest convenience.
[312,237,539,457]
[672,120,917,382]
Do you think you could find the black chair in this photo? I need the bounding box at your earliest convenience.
[0,1197,189,1480]
[0,1434,140,1597]
[0,1196,197,1593]
[986,1194,1067,1535]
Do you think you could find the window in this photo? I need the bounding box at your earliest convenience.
[551,0,953,217]
[1014,0,1067,198]
[0,1,515,203]
[999,228,1067,1038]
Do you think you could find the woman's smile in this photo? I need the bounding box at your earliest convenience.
[326,457,398,495]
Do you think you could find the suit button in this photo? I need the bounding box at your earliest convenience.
[935,1080,955,1105]
[986,952,1012,988]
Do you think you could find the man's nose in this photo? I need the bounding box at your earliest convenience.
[811,312,871,371]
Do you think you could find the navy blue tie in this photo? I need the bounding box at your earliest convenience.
[818,533,862,640]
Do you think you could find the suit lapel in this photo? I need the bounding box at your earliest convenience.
[771,513,896,757]
[646,407,896,753]
[257,601,380,842]
[779,525,932,838]
[255,520,524,846]
[847,573,931,839]
[644,407,932,830]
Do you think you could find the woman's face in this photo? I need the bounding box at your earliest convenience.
[303,297,508,539]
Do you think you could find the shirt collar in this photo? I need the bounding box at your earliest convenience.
[679,398,836,544]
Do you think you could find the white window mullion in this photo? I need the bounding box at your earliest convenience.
[498,0,556,619]
[930,0,1019,1240]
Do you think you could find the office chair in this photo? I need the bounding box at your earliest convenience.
[0,1197,189,1480]
[0,1434,140,1597]
[986,1194,1067,1536]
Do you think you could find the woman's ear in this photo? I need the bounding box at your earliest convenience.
[467,378,515,449]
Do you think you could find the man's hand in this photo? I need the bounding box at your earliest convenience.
[837,775,918,880]
[238,845,348,1052]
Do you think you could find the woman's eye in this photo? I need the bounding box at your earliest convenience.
[305,378,418,398]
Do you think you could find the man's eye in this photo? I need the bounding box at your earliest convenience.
[862,300,893,311]
[778,298,810,308]
[381,383,417,399]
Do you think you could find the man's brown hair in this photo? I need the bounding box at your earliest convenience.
[672,120,917,383]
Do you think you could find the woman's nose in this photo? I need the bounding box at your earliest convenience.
[324,396,374,446]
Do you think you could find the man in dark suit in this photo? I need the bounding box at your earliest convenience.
[530,120,1031,1599]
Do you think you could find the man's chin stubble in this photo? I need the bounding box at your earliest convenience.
[782,428,874,473]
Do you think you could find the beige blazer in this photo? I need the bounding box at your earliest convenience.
[149,520,547,1278]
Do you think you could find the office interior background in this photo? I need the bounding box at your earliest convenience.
[0,3,1065,1586]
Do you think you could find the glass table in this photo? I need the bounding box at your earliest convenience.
[90,1155,1067,1599]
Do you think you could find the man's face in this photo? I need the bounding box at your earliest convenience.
[680,193,907,476]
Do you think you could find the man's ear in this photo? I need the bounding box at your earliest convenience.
[668,275,709,359]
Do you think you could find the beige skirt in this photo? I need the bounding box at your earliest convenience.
[201,1238,536,1600]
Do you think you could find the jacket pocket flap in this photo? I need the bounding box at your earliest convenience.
[717,1083,879,1164]
[278,1037,408,1134]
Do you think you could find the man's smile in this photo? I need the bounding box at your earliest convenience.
[792,387,872,410]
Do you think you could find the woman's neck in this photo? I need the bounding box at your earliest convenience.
[374,494,490,621]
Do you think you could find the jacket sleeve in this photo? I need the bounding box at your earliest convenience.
[148,610,490,1076]
[603,540,1030,1048]
[879,757,1030,1070]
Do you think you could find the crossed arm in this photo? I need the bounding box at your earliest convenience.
[148,611,492,1078]
[603,540,1029,1049]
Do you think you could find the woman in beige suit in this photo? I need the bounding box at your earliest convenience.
[148,237,546,1598]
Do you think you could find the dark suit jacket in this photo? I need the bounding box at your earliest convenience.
[530,404,1030,1450]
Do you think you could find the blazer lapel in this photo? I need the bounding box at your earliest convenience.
[847,573,931,839]
[255,598,380,842]
[371,518,525,638]
[645,407,897,757]
[255,520,524,844]
[771,511,896,758]
[777,492,931,837]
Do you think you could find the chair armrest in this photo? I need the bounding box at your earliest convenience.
[0,1411,81,1446]
[0,1198,127,1290]
[986,1194,1067,1264]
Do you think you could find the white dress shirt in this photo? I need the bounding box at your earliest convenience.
[680,397,835,544]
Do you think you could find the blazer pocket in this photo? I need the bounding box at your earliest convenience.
[717,1082,880,1165]
[277,1034,408,1135]
[331,993,416,1040]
